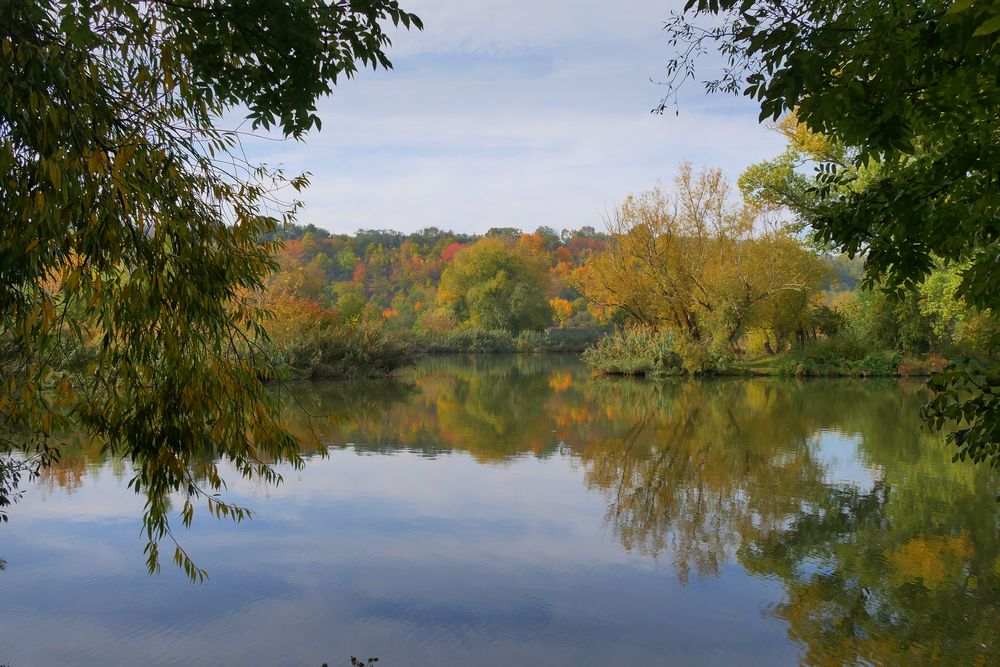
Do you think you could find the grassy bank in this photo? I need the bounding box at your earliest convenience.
[582,326,954,379]
[581,325,685,376]
[410,327,607,354]
[732,351,948,378]
[271,326,606,380]
[264,321,414,381]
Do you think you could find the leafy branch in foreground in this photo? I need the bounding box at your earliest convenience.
[924,361,1000,473]
[0,0,420,578]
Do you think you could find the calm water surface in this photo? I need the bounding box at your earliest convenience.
[2,355,999,666]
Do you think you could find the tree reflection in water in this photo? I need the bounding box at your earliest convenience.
[40,354,1000,664]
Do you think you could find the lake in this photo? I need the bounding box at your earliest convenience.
[2,354,999,666]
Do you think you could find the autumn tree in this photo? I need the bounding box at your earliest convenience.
[659,0,1000,470]
[438,237,552,333]
[581,164,823,364]
[549,298,574,327]
[0,0,420,577]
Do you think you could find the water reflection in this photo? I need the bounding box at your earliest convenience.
[11,354,1000,665]
[282,355,1000,663]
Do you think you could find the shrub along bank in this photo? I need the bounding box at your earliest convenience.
[412,327,606,354]
[583,325,960,379]
[261,294,414,380]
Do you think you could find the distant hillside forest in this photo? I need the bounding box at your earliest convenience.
[264,222,861,330]
[265,224,611,334]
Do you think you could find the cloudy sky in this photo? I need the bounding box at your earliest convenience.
[245,0,783,235]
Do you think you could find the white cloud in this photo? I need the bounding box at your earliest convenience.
[240,0,783,234]
[388,0,677,56]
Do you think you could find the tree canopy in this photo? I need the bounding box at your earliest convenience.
[661,0,1000,469]
[0,0,420,577]
[437,237,553,333]
[580,164,825,370]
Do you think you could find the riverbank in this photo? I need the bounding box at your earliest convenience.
[405,327,607,354]
[273,325,415,380]
[579,325,955,379]
[278,324,955,380]
[276,327,607,379]
[588,352,951,379]
[728,351,949,378]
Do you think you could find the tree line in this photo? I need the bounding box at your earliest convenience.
[259,151,996,382]
[265,223,608,335]
[579,157,998,377]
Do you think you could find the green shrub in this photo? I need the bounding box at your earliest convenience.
[897,355,950,377]
[672,331,733,374]
[307,323,415,379]
[416,328,517,353]
[582,325,683,376]
[412,327,606,353]
[772,340,902,377]
[514,330,549,352]
[264,309,414,379]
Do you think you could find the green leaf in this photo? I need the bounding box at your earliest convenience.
[973,14,1000,35]
[946,0,975,15]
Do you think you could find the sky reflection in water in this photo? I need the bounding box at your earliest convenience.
[2,355,998,666]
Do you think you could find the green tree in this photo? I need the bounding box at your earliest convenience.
[919,261,1000,354]
[662,0,1000,470]
[438,237,552,333]
[0,0,420,577]
[330,281,368,322]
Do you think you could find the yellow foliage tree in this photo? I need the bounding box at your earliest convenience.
[581,164,824,358]
[549,298,573,327]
